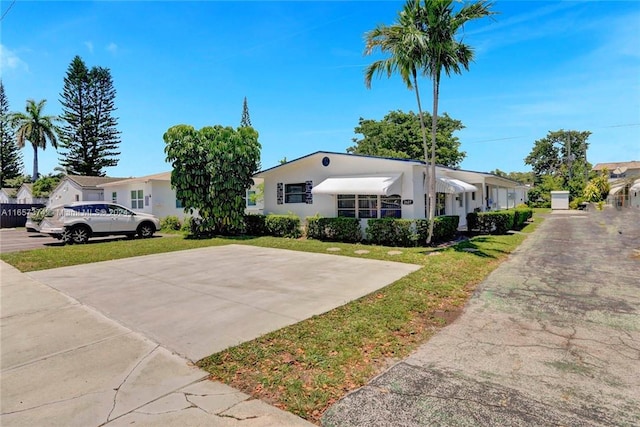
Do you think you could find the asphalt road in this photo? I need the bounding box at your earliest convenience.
[324,208,640,426]
[0,229,156,254]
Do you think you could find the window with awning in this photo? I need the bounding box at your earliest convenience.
[311,174,402,196]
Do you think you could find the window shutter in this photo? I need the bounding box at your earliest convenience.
[305,180,313,204]
[277,183,284,205]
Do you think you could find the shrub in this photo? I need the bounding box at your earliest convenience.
[244,214,267,236]
[306,217,361,243]
[468,211,514,234]
[366,219,415,247]
[513,208,533,229]
[181,216,192,233]
[160,215,182,231]
[264,214,301,238]
[415,215,459,244]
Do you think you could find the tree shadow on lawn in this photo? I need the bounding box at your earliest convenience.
[449,236,514,258]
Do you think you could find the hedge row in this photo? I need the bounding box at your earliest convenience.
[466,208,533,234]
[244,214,461,247]
[306,217,361,243]
[244,214,301,238]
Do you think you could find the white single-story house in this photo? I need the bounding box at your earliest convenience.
[252,151,525,229]
[15,183,48,204]
[100,172,189,219]
[0,188,16,203]
[48,175,127,207]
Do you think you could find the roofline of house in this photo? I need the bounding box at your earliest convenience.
[255,150,523,185]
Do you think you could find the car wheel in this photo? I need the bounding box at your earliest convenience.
[137,222,155,238]
[61,228,73,244]
[70,225,90,244]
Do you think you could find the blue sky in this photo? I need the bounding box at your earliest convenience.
[2,0,639,179]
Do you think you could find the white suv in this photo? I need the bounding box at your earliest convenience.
[39,202,161,244]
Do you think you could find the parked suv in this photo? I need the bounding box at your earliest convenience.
[39,202,161,244]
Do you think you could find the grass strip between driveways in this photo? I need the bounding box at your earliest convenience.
[197,220,543,424]
[1,215,544,424]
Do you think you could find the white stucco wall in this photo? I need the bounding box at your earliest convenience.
[258,153,426,221]
[104,180,187,220]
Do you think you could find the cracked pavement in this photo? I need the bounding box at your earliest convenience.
[0,261,314,426]
[323,208,640,426]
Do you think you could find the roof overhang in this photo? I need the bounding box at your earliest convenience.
[436,177,477,194]
[311,174,402,196]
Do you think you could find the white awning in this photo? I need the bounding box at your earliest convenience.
[311,174,402,196]
[609,185,624,195]
[630,179,640,192]
[436,177,478,194]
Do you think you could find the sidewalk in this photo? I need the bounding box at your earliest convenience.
[0,261,314,427]
[324,208,640,426]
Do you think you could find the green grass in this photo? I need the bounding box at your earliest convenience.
[1,218,543,424]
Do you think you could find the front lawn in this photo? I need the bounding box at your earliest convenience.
[0,217,542,424]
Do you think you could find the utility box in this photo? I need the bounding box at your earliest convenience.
[550,191,570,210]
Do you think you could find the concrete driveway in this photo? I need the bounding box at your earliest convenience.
[27,244,420,362]
[324,208,640,426]
[2,244,419,426]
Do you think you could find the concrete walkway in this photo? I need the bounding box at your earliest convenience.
[324,208,640,426]
[0,261,315,426]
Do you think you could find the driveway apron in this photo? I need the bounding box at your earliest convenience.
[323,209,640,426]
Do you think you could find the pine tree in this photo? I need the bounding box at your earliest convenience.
[240,97,251,127]
[58,56,121,176]
[0,81,24,186]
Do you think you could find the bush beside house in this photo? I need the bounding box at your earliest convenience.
[467,208,533,234]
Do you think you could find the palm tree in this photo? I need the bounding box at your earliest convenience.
[10,99,59,182]
[420,0,494,243]
[365,0,431,208]
[364,0,494,243]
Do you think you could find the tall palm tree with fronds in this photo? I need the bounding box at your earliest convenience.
[365,0,431,203]
[10,99,59,182]
[420,0,494,242]
[365,0,494,243]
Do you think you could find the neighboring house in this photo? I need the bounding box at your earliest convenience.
[101,172,188,220]
[592,161,640,181]
[16,183,49,204]
[0,188,17,203]
[48,175,127,207]
[252,151,524,229]
[593,161,640,208]
[245,177,265,215]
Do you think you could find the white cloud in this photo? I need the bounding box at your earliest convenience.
[0,44,28,72]
[106,42,118,54]
[84,41,94,53]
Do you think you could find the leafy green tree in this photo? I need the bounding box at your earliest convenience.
[9,99,59,182]
[58,56,121,176]
[489,169,535,185]
[527,175,563,208]
[583,170,610,202]
[524,129,591,198]
[348,110,466,167]
[240,97,252,127]
[32,173,61,197]
[0,81,24,186]
[164,124,261,235]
